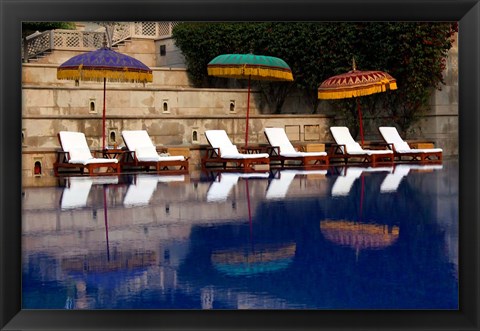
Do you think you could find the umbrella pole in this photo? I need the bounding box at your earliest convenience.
[245,179,254,251]
[103,186,110,262]
[359,174,365,222]
[245,75,251,147]
[357,98,365,147]
[102,78,107,150]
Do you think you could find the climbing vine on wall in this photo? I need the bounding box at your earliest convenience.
[172,22,457,135]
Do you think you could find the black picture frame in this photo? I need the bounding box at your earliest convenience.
[1,0,479,330]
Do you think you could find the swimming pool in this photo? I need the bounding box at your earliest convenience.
[22,160,458,309]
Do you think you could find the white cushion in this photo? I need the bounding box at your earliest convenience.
[264,127,297,154]
[135,147,186,162]
[68,147,93,161]
[396,148,443,154]
[280,151,327,157]
[135,146,160,161]
[122,130,155,152]
[220,144,239,157]
[59,131,90,152]
[158,155,185,162]
[330,127,364,153]
[59,131,94,161]
[82,158,118,165]
[205,130,237,155]
[206,130,242,157]
[378,127,411,151]
[346,149,393,156]
[222,152,270,159]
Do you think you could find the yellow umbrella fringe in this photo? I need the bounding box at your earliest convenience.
[208,67,293,81]
[320,220,400,236]
[57,69,153,83]
[318,83,397,100]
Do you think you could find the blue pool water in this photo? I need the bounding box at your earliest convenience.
[22,160,458,309]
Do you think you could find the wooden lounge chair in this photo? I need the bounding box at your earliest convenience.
[378,126,443,162]
[329,127,394,165]
[264,127,329,168]
[202,130,270,171]
[121,130,189,173]
[54,131,120,176]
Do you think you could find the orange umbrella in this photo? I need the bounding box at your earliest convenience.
[318,58,397,146]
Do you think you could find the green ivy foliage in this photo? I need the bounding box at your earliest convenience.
[172,22,457,135]
[22,22,76,38]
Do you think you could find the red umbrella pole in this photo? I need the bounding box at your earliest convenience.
[359,174,365,222]
[245,75,251,148]
[103,186,110,261]
[245,179,253,239]
[102,78,107,150]
[357,98,365,147]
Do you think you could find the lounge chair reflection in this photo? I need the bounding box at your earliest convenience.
[380,163,443,193]
[265,169,327,200]
[60,176,119,210]
[206,172,269,203]
[331,166,393,197]
[123,174,185,207]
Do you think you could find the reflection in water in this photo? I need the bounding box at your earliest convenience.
[211,243,296,276]
[22,161,458,309]
[320,221,400,250]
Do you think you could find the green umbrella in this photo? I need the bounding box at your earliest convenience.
[208,53,293,147]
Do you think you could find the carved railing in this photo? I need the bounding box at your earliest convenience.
[23,22,180,61]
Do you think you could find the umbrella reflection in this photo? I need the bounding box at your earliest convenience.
[60,176,119,261]
[205,171,295,276]
[211,243,296,276]
[326,166,400,259]
[61,250,156,273]
[320,220,399,251]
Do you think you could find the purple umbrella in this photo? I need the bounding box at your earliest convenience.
[57,46,153,149]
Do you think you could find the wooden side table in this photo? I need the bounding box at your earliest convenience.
[167,147,190,158]
[410,142,435,149]
[241,145,267,154]
[304,143,325,153]
[101,148,125,160]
